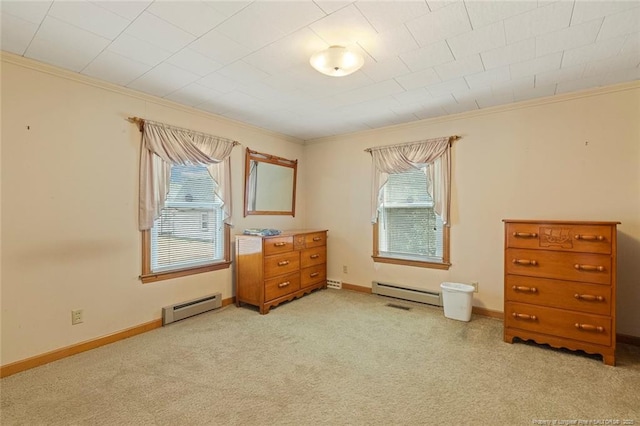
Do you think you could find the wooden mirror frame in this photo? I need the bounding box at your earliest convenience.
[243,148,297,217]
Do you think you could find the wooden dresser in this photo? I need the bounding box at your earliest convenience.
[503,220,619,365]
[235,230,327,314]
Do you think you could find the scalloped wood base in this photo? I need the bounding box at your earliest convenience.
[504,328,615,366]
[256,282,326,314]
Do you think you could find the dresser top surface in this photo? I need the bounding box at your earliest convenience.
[237,229,328,239]
[503,219,620,226]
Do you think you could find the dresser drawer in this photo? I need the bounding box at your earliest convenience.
[264,252,300,278]
[264,236,294,256]
[305,232,326,248]
[506,275,611,316]
[505,302,611,346]
[301,265,326,288]
[301,247,326,268]
[265,272,300,301]
[506,248,611,285]
[506,223,612,254]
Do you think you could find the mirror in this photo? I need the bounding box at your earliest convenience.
[244,148,297,217]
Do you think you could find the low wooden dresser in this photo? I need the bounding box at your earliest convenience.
[503,220,619,365]
[235,230,327,314]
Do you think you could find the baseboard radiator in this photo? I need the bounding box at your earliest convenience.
[162,293,222,326]
[372,281,442,307]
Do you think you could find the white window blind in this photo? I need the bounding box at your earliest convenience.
[378,167,444,262]
[150,164,224,273]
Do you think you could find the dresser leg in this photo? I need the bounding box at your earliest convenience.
[504,332,515,344]
[602,354,615,366]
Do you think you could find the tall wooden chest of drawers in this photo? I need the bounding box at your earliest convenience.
[235,230,327,314]
[503,220,619,365]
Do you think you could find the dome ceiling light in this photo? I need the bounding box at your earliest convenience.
[309,45,364,77]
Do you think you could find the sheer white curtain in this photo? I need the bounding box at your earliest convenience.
[139,120,238,231]
[369,136,451,225]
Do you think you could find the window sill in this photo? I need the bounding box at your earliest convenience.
[140,261,231,284]
[372,255,451,270]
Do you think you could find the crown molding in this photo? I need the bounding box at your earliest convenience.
[0,51,304,145]
[304,80,640,145]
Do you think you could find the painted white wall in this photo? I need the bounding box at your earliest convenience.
[304,84,640,337]
[0,56,306,365]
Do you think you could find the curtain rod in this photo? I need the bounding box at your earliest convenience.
[364,135,460,153]
[126,116,240,146]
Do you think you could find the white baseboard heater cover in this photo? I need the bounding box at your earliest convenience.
[162,293,222,326]
[372,281,442,307]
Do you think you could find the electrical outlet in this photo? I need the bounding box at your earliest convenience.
[343,265,348,274]
[471,282,479,293]
[71,309,83,325]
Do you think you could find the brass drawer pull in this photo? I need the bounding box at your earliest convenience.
[512,312,537,321]
[513,232,538,238]
[574,234,605,241]
[512,285,537,293]
[574,293,604,302]
[310,254,320,259]
[574,264,604,272]
[277,260,290,266]
[575,323,604,333]
[274,242,286,247]
[512,259,538,266]
[312,237,322,242]
[310,272,320,278]
[278,281,290,288]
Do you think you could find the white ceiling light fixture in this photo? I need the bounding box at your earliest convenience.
[310,45,364,77]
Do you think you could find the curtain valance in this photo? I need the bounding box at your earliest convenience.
[368,136,454,225]
[136,118,239,230]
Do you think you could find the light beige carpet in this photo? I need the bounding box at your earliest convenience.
[1,289,639,425]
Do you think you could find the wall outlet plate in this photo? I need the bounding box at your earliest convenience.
[71,309,83,325]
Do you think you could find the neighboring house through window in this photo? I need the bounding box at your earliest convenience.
[142,163,231,283]
[150,164,224,273]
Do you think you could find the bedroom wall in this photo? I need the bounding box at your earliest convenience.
[0,55,306,365]
[304,82,640,337]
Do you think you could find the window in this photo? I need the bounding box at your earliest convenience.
[373,167,450,269]
[141,164,230,283]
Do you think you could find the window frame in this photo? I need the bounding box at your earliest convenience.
[372,168,451,270]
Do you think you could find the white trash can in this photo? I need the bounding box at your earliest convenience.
[440,282,475,322]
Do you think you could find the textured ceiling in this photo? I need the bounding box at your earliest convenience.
[2,0,639,141]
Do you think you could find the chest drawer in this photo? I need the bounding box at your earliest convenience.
[264,252,300,278]
[506,248,611,285]
[305,232,326,248]
[506,275,611,316]
[265,272,300,301]
[264,236,294,256]
[505,302,611,347]
[301,264,326,288]
[301,247,326,268]
[506,223,612,254]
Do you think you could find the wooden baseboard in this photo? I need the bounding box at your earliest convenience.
[0,296,236,378]
[341,282,372,293]
[472,306,504,319]
[0,319,162,378]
